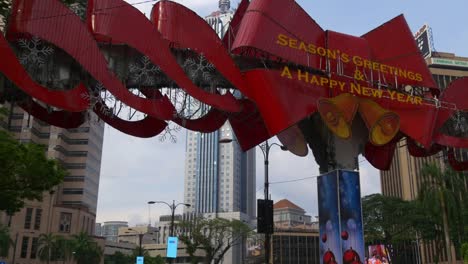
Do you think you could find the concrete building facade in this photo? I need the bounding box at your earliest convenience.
[273,199,313,229]
[0,105,105,263]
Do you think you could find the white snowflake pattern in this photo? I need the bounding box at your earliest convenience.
[18,36,54,67]
[129,56,160,86]
[159,123,181,143]
[81,83,113,117]
[162,88,210,120]
[183,54,215,82]
[453,111,467,133]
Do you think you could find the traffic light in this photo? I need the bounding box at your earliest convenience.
[257,199,273,234]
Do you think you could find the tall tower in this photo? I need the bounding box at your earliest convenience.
[183,2,256,221]
[184,123,256,219]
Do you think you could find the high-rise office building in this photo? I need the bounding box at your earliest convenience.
[183,0,256,220]
[181,3,255,264]
[0,104,104,263]
[380,50,468,263]
[184,123,256,219]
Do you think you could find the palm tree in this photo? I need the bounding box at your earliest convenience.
[54,235,73,263]
[417,163,465,264]
[71,232,103,264]
[37,233,58,264]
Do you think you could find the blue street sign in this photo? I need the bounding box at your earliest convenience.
[166,236,178,258]
[136,256,144,264]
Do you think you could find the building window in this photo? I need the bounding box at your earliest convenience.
[34,209,42,230]
[20,236,29,258]
[24,208,33,229]
[59,212,72,233]
[63,176,85,182]
[62,188,84,195]
[30,237,38,259]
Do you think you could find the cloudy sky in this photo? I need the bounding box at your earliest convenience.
[96,0,468,226]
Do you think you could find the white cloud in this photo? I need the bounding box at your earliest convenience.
[97,126,186,226]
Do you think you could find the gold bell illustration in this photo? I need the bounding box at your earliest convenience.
[317,93,358,140]
[358,98,400,146]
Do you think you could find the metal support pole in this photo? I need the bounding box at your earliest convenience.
[170,200,175,237]
[138,233,143,257]
[264,157,270,264]
[169,200,175,264]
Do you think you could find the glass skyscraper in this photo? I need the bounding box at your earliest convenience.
[183,0,256,220]
[184,123,256,219]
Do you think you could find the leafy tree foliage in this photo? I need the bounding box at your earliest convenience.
[0,224,12,257]
[71,232,103,264]
[104,250,165,264]
[417,163,467,263]
[0,106,7,117]
[0,130,67,214]
[362,194,439,263]
[179,217,254,264]
[104,251,130,264]
[37,232,103,264]
[37,233,58,264]
[363,194,415,243]
[462,243,468,263]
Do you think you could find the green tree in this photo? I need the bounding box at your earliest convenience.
[0,224,12,257]
[37,233,58,264]
[462,243,468,263]
[0,130,67,215]
[54,235,74,263]
[363,194,416,243]
[417,163,466,264]
[71,232,103,264]
[180,217,253,264]
[105,251,131,264]
[149,255,165,264]
[362,194,439,263]
[0,106,7,117]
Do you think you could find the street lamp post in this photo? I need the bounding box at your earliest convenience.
[148,200,190,263]
[147,201,190,237]
[258,140,287,264]
[219,138,287,264]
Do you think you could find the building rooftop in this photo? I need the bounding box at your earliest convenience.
[273,199,304,211]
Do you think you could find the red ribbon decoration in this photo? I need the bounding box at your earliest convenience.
[1,0,467,171]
